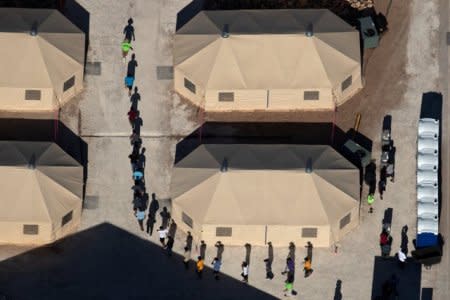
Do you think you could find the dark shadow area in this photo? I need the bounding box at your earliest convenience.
[371,256,421,300]
[0,118,88,199]
[176,122,359,164]
[0,0,59,8]
[421,288,433,300]
[62,0,90,69]
[0,223,278,300]
[333,279,343,300]
[176,0,205,31]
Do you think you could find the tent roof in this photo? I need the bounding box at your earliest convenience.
[0,8,84,89]
[0,141,83,223]
[174,9,361,90]
[172,144,359,226]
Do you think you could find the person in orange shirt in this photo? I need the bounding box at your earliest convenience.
[303,257,313,278]
[196,256,204,279]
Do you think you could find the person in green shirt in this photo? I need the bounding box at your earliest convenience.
[121,39,133,61]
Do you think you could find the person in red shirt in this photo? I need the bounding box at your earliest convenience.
[127,108,138,126]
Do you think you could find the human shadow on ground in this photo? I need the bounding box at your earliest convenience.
[333,279,343,300]
[0,118,88,199]
[130,87,141,111]
[0,223,277,300]
[371,256,421,300]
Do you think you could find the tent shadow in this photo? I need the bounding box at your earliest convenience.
[0,118,88,200]
[0,223,277,300]
[176,0,205,31]
[62,0,90,70]
[371,256,421,300]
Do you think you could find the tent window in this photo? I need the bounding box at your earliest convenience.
[301,227,317,238]
[62,211,73,226]
[25,90,41,101]
[304,91,319,100]
[340,213,351,229]
[23,224,39,235]
[184,78,196,94]
[341,75,352,91]
[63,76,75,92]
[182,212,193,228]
[216,227,232,237]
[218,92,234,102]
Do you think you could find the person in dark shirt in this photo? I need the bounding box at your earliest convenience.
[123,18,135,41]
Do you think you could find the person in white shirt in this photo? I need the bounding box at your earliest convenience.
[157,226,168,247]
[241,261,249,283]
[397,248,406,269]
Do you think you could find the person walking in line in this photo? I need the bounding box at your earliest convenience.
[157,226,168,247]
[129,129,141,147]
[146,213,156,236]
[135,208,145,231]
[367,193,375,213]
[241,262,249,283]
[166,235,174,256]
[379,166,387,200]
[303,257,313,278]
[211,257,221,280]
[130,86,141,110]
[215,241,224,261]
[123,18,135,42]
[305,241,313,263]
[138,147,146,169]
[132,169,144,181]
[127,107,138,126]
[127,54,138,77]
[281,257,295,282]
[199,240,207,259]
[283,278,294,297]
[196,256,204,279]
[121,39,133,62]
[263,241,274,279]
[128,146,139,171]
[124,74,135,96]
[288,242,296,262]
[264,258,274,280]
[160,207,171,229]
[185,231,193,251]
[183,246,191,269]
[396,248,406,269]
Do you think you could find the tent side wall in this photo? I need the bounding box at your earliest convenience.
[267,225,331,247]
[205,89,267,111]
[51,200,82,242]
[59,67,84,107]
[204,88,335,111]
[0,222,52,244]
[333,66,363,106]
[333,205,360,242]
[172,203,203,239]
[201,224,266,246]
[0,87,57,111]
[174,69,205,107]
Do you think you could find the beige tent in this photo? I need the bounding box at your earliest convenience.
[0,8,85,112]
[174,9,362,111]
[171,144,360,247]
[171,144,359,247]
[0,141,83,245]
